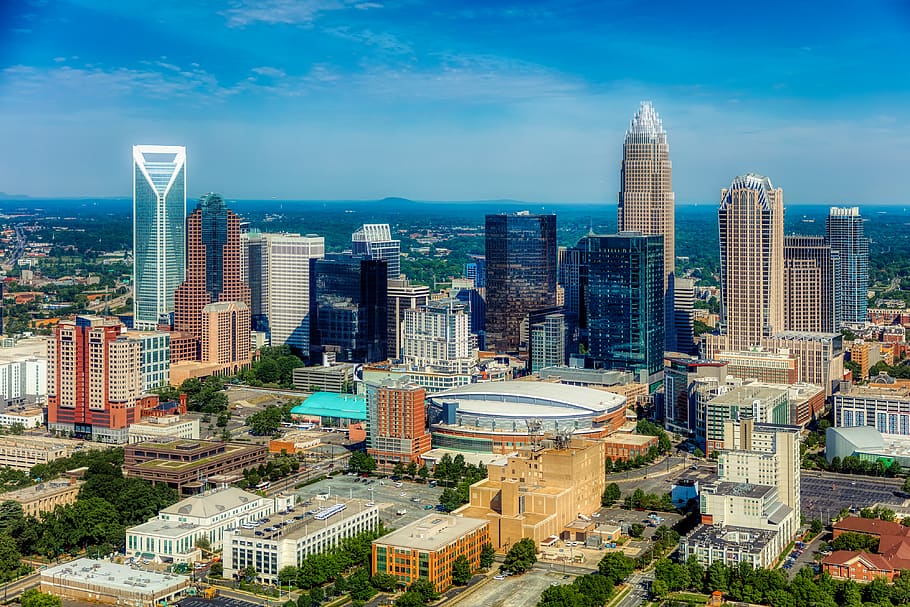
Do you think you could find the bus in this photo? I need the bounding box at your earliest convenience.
[255,481,271,491]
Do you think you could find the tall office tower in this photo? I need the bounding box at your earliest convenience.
[47,316,142,443]
[663,357,728,434]
[450,283,486,349]
[673,277,697,355]
[174,194,250,357]
[311,254,388,363]
[244,233,325,354]
[618,102,676,351]
[200,301,251,368]
[484,212,557,353]
[718,174,784,351]
[578,232,665,390]
[387,278,430,360]
[783,235,837,333]
[531,313,566,372]
[352,224,401,280]
[402,299,474,373]
[465,257,486,289]
[826,207,869,326]
[366,378,431,468]
[558,246,585,320]
[133,145,187,330]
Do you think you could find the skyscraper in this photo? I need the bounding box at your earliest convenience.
[133,145,186,330]
[174,193,250,357]
[311,254,388,363]
[673,277,697,355]
[826,207,869,326]
[577,232,665,390]
[387,278,430,360]
[484,212,557,353]
[244,233,325,354]
[718,174,784,351]
[530,313,566,372]
[618,102,676,351]
[366,378,431,468]
[783,235,837,333]
[352,223,401,280]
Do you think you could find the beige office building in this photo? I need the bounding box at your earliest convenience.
[455,439,604,551]
[718,173,784,351]
[618,101,676,350]
[5,478,83,519]
[783,235,837,333]
[388,278,430,360]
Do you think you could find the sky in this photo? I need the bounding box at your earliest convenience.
[1,0,909,203]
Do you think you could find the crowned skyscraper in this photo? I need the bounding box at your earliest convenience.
[618,102,677,351]
[133,145,187,330]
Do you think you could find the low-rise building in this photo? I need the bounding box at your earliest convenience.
[128,415,200,444]
[40,558,190,607]
[0,435,103,471]
[124,439,269,495]
[293,363,356,393]
[0,405,43,429]
[835,384,910,437]
[601,433,658,462]
[822,551,897,583]
[126,486,273,563]
[679,525,779,569]
[826,426,910,472]
[372,514,490,592]
[4,478,82,518]
[224,498,379,584]
[454,438,604,551]
[290,392,366,428]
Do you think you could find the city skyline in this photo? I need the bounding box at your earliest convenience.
[1,1,909,203]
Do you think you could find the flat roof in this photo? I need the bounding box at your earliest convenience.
[420,448,518,467]
[128,518,199,539]
[432,380,626,416]
[684,524,777,550]
[708,386,787,406]
[42,558,187,594]
[711,482,776,499]
[374,514,488,552]
[291,393,366,421]
[3,479,81,500]
[159,486,263,519]
[231,498,376,542]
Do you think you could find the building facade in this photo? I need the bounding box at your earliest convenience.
[834,385,910,436]
[244,232,325,354]
[617,101,676,351]
[662,357,728,435]
[352,223,401,280]
[718,173,784,351]
[387,278,430,360]
[530,313,566,372]
[827,207,869,326]
[402,299,474,374]
[366,379,431,467]
[4,478,82,519]
[47,316,143,443]
[372,515,490,591]
[484,213,557,353]
[716,349,799,384]
[783,235,837,333]
[311,254,388,363]
[133,145,186,330]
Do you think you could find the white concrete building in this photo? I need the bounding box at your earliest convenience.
[224,498,379,584]
[126,487,273,563]
[402,299,475,373]
[0,336,47,404]
[128,415,200,444]
[0,406,43,429]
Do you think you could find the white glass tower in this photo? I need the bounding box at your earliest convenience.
[352,223,401,280]
[133,145,187,330]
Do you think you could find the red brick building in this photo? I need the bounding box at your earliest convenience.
[367,379,431,468]
[822,551,897,583]
[823,517,910,582]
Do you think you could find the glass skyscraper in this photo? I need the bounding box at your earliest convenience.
[576,232,665,390]
[311,253,388,363]
[484,212,557,353]
[352,223,401,280]
[826,207,869,326]
[133,145,186,330]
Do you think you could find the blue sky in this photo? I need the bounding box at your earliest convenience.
[1,0,909,203]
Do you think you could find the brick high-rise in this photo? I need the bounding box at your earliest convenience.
[173,193,250,364]
[366,378,431,468]
[47,315,143,443]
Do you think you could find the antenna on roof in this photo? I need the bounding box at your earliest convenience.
[526,418,543,450]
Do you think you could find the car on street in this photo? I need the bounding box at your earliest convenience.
[494,575,505,580]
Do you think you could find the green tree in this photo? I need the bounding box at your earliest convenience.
[348,451,377,474]
[409,578,439,602]
[480,543,495,569]
[406,461,418,479]
[537,584,588,607]
[393,462,407,478]
[0,534,22,582]
[597,552,634,585]
[502,538,537,574]
[195,536,211,552]
[242,565,258,582]
[370,572,399,592]
[810,519,823,535]
[333,574,348,597]
[19,589,62,607]
[629,523,645,539]
[296,593,310,607]
[650,579,669,600]
[395,592,425,607]
[831,532,879,552]
[309,586,324,604]
[246,406,284,436]
[602,483,621,506]
[209,562,223,577]
[572,573,614,605]
[417,465,430,482]
[348,567,377,602]
[452,554,472,585]
[0,501,25,535]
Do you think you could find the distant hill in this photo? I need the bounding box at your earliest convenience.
[0,191,31,200]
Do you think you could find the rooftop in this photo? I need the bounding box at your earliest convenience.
[432,380,626,417]
[710,482,776,500]
[374,514,488,552]
[291,392,366,421]
[231,498,376,542]
[833,516,910,537]
[128,518,201,540]
[708,386,787,406]
[159,486,263,519]
[3,479,81,501]
[684,524,777,551]
[42,557,187,593]
[841,385,910,399]
[823,550,893,571]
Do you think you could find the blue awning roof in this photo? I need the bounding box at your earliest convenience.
[291,392,367,421]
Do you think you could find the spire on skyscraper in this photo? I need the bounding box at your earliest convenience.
[627,101,666,139]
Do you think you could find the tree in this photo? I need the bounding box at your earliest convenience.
[333,574,348,597]
[831,532,879,552]
[246,406,284,436]
[393,462,407,478]
[902,476,910,495]
[0,534,22,582]
[480,543,495,569]
[242,566,258,582]
[409,578,439,602]
[417,465,430,482]
[348,451,377,474]
[19,589,61,607]
[693,448,705,458]
[452,555,472,585]
[629,523,645,539]
[650,579,669,600]
[439,488,464,512]
[0,501,24,535]
[195,536,211,552]
[348,567,376,602]
[209,562,223,578]
[810,519,824,535]
[502,538,537,574]
[370,572,399,592]
[572,573,614,605]
[537,584,588,607]
[309,586,324,604]
[598,552,634,585]
[602,483,621,506]
[406,461,418,479]
[296,593,310,607]
[395,592,425,607]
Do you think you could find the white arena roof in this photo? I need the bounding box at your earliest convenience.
[432,381,626,418]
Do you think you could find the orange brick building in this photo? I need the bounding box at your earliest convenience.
[372,515,490,591]
[602,433,658,462]
[822,551,897,582]
[367,379,431,468]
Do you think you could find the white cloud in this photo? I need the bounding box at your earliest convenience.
[251,66,286,78]
[221,0,382,27]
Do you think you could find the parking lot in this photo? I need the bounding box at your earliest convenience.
[295,475,445,528]
[800,471,908,524]
[449,568,570,607]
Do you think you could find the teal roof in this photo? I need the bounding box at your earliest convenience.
[291,392,366,421]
